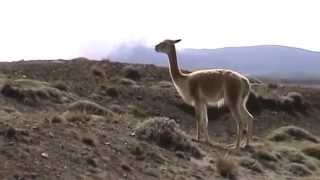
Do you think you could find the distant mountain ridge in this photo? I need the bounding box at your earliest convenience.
[108,44,320,80]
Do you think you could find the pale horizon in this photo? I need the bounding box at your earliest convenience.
[1,0,320,61]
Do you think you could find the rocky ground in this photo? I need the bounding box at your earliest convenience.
[1,58,320,180]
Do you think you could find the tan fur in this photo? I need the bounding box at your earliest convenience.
[155,39,254,149]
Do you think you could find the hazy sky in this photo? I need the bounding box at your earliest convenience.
[0,0,320,61]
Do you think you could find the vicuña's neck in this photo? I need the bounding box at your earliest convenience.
[167,46,185,81]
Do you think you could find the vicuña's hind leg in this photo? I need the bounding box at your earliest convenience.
[194,104,201,142]
[240,105,254,147]
[194,100,206,142]
[226,106,244,150]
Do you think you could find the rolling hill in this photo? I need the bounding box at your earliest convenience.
[108,44,320,80]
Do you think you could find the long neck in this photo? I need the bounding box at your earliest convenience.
[167,45,185,81]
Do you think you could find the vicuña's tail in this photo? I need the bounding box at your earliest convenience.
[242,78,251,105]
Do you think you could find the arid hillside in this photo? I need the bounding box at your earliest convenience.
[1,59,320,180]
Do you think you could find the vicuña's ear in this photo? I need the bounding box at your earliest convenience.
[174,39,182,43]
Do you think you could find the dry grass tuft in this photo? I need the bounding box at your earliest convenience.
[267,83,279,89]
[91,66,105,78]
[52,81,69,92]
[286,163,313,177]
[267,126,319,143]
[277,146,317,171]
[252,150,278,162]
[239,157,264,173]
[118,78,137,86]
[121,65,141,81]
[67,100,114,117]
[99,85,120,98]
[216,157,238,179]
[82,136,96,147]
[247,90,307,114]
[128,105,147,118]
[286,92,304,108]
[51,115,65,124]
[301,144,320,160]
[63,111,91,123]
[135,117,203,158]
[1,79,72,105]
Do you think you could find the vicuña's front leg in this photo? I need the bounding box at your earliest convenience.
[194,101,202,142]
[202,104,212,145]
[196,100,213,145]
[196,114,200,141]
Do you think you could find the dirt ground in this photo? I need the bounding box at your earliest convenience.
[1,59,320,180]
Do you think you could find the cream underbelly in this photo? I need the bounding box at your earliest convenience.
[208,98,225,108]
[175,84,225,108]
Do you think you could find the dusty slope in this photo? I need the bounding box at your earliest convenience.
[0,59,320,180]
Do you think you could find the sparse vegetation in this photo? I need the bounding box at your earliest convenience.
[91,66,105,78]
[103,86,120,98]
[267,126,319,143]
[118,78,137,86]
[135,117,203,158]
[62,111,91,123]
[286,163,313,177]
[52,81,69,92]
[268,83,279,89]
[216,157,238,179]
[82,136,96,147]
[252,149,278,162]
[51,115,65,123]
[247,89,308,114]
[128,105,147,117]
[239,157,264,173]
[1,59,320,179]
[302,145,320,160]
[1,79,70,105]
[277,146,317,171]
[122,65,141,81]
[67,99,114,116]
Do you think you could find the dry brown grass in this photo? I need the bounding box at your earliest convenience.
[216,157,238,179]
[135,117,203,158]
[1,79,72,105]
[52,81,69,92]
[67,100,114,117]
[121,65,141,81]
[267,126,319,143]
[91,66,105,78]
[286,163,313,177]
[82,136,96,147]
[252,150,278,162]
[239,157,264,173]
[302,144,320,160]
[62,111,91,124]
[51,115,65,124]
[277,146,317,171]
[128,105,147,118]
[118,78,137,86]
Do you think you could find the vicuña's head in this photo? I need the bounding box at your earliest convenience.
[155,39,181,54]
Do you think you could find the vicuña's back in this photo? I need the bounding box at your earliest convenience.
[155,39,254,150]
[187,69,250,106]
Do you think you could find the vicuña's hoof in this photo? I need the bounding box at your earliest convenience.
[240,141,255,152]
[205,140,215,146]
[191,137,201,142]
[240,140,249,148]
[224,143,240,150]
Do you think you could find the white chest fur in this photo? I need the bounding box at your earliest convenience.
[172,80,194,106]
